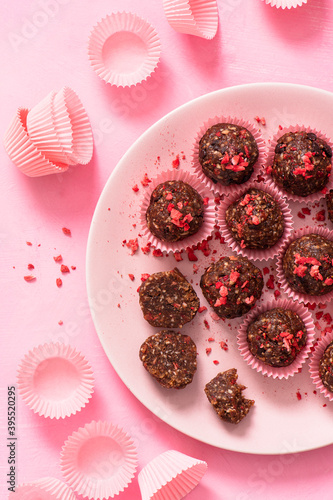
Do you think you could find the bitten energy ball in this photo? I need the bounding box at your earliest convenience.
[139,330,197,389]
[146,180,204,242]
[200,256,263,319]
[247,308,307,367]
[270,131,332,197]
[225,187,284,249]
[319,341,333,393]
[282,234,333,296]
[326,189,333,223]
[204,369,254,424]
[199,123,259,186]
[139,268,200,328]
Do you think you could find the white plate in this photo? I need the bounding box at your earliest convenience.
[86,83,333,454]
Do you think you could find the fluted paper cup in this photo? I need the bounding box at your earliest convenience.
[309,331,333,402]
[261,0,307,8]
[163,0,218,39]
[138,449,207,500]
[17,342,94,419]
[88,12,161,87]
[60,420,138,499]
[8,477,76,500]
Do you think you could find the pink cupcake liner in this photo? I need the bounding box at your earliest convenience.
[60,420,138,499]
[3,107,68,177]
[265,124,333,203]
[192,115,266,197]
[8,477,76,500]
[309,331,333,402]
[139,169,216,254]
[261,0,307,8]
[88,12,161,87]
[162,0,218,40]
[217,179,293,261]
[237,298,316,379]
[138,450,207,500]
[17,342,94,419]
[276,226,333,305]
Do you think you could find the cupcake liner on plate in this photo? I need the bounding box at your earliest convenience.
[60,420,138,499]
[138,449,207,500]
[139,168,216,254]
[88,12,161,87]
[217,179,293,261]
[261,0,307,8]
[162,0,219,39]
[237,298,315,379]
[17,342,94,419]
[309,331,333,402]
[8,477,76,500]
[276,226,333,305]
[192,115,266,197]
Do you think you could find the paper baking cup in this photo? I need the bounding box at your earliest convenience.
[3,107,68,177]
[192,115,266,197]
[17,342,94,419]
[162,0,218,39]
[8,477,76,500]
[276,226,333,305]
[309,331,333,402]
[261,0,307,8]
[217,179,293,261]
[139,169,216,254]
[265,124,333,203]
[237,298,315,379]
[138,449,207,500]
[88,12,161,87]
[60,420,138,499]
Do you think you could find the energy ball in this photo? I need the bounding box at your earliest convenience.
[319,341,333,393]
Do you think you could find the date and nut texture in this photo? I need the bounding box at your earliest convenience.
[271,131,332,197]
[204,369,254,424]
[247,308,307,367]
[139,330,197,389]
[200,256,264,319]
[139,268,200,328]
[319,341,333,393]
[225,187,284,249]
[146,180,204,242]
[326,189,333,223]
[199,123,259,186]
[282,234,333,296]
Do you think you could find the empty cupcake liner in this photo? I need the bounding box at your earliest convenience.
[139,168,216,254]
[309,331,333,402]
[192,115,266,197]
[88,12,161,87]
[3,107,68,177]
[261,0,307,8]
[8,476,76,500]
[237,298,315,379]
[60,420,138,499]
[265,124,333,203]
[162,0,218,39]
[138,449,207,500]
[17,342,94,419]
[276,226,333,305]
[217,179,293,261]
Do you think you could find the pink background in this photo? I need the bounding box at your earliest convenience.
[1,0,333,499]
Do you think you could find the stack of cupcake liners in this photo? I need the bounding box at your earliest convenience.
[162,0,219,39]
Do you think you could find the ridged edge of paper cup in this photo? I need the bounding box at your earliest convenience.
[262,0,307,8]
[88,12,161,87]
[139,169,216,254]
[237,298,315,379]
[276,226,333,305]
[217,179,293,261]
[138,450,207,500]
[17,342,94,419]
[309,331,333,401]
[192,115,266,197]
[60,420,138,500]
[8,477,77,500]
[162,0,218,39]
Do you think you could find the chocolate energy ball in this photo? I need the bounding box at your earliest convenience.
[247,308,307,367]
[326,189,333,223]
[225,187,285,249]
[271,131,332,197]
[139,330,197,389]
[282,234,333,296]
[139,268,200,328]
[319,341,333,392]
[199,123,259,186]
[146,180,204,242]
[204,369,254,424]
[200,256,263,319]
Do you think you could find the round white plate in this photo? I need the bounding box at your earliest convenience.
[86,83,333,454]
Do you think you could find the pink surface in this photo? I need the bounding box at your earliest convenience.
[2,1,333,499]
